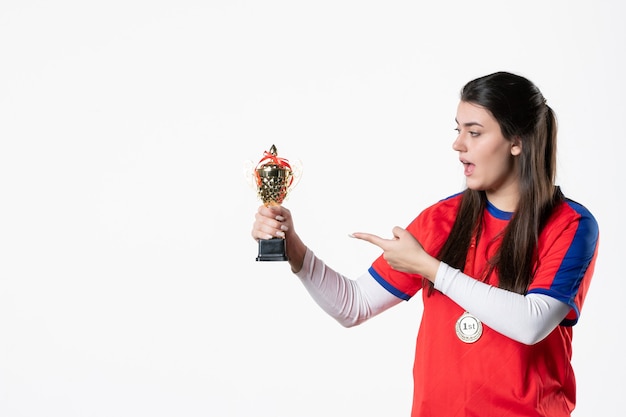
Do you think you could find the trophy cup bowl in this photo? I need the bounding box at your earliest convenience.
[251,145,300,261]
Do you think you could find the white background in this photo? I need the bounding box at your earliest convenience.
[1,1,623,416]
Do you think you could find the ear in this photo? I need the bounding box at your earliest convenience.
[510,136,522,156]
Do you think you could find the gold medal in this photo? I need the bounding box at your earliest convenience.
[455,312,483,343]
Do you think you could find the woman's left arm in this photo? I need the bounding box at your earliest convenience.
[435,262,571,345]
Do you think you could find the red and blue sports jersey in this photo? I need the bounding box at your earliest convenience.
[370,192,599,417]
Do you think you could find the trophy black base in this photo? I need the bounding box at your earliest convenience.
[256,238,288,261]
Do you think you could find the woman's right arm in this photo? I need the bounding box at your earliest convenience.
[296,249,402,327]
[251,205,403,326]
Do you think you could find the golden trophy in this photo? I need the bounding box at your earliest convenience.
[251,145,301,261]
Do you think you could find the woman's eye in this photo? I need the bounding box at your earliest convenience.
[469,131,479,137]
[454,128,460,134]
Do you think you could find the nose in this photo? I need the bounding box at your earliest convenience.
[452,134,465,152]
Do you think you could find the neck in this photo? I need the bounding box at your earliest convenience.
[486,187,519,212]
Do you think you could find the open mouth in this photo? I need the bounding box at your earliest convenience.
[461,160,475,176]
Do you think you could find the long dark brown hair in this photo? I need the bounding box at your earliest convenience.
[434,72,562,294]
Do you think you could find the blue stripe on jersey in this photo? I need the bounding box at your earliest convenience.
[443,192,514,220]
[486,199,513,220]
[528,199,599,325]
[368,266,412,301]
[440,191,463,202]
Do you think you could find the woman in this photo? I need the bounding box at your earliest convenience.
[251,72,599,416]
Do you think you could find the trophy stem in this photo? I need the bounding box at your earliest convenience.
[256,238,289,261]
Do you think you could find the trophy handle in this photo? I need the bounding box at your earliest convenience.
[286,159,303,195]
[243,160,258,191]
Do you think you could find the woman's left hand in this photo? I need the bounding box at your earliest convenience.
[351,227,440,282]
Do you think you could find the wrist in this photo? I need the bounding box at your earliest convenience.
[421,255,441,283]
[286,235,306,273]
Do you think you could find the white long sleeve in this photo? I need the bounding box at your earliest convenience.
[293,250,571,343]
[434,262,571,345]
[295,249,402,327]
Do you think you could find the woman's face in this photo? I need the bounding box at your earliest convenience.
[453,101,521,208]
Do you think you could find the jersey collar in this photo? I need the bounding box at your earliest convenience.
[486,199,513,220]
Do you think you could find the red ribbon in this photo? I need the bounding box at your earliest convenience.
[256,150,292,170]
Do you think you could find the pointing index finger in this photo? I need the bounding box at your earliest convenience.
[349,232,388,249]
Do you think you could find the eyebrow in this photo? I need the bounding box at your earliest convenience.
[455,118,484,128]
